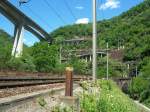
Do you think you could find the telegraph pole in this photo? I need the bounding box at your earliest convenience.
[59,45,62,64]
[135,66,138,77]
[106,43,109,80]
[92,0,97,80]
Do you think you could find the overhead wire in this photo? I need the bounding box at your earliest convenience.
[23,5,52,30]
[63,0,77,21]
[43,0,66,25]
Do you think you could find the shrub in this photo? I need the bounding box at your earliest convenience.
[68,57,89,75]
[140,89,150,102]
[128,77,149,99]
[0,44,12,70]
[97,57,127,78]
[143,97,150,108]
[7,58,24,71]
[31,42,59,72]
[7,54,36,72]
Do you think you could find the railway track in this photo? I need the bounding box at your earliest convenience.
[0,76,88,88]
[0,76,135,89]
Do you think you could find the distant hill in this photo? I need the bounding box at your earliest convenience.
[50,0,150,61]
[0,29,29,49]
[0,29,12,47]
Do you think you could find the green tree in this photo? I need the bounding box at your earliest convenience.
[31,42,59,72]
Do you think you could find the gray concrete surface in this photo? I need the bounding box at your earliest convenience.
[135,101,150,112]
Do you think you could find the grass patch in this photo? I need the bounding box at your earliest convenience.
[80,80,140,112]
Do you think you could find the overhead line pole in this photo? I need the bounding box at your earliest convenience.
[92,0,97,80]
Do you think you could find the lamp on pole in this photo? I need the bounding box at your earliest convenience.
[92,0,97,80]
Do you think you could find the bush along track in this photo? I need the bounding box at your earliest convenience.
[79,80,140,112]
[128,77,150,108]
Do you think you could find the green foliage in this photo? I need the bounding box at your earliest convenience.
[0,30,12,70]
[128,58,150,107]
[51,105,73,112]
[97,57,127,78]
[130,57,150,107]
[21,54,36,72]
[140,85,150,102]
[53,63,66,75]
[140,59,150,78]
[0,29,36,72]
[80,80,140,112]
[51,24,92,41]
[81,93,98,112]
[69,58,89,75]
[37,97,47,107]
[0,44,12,70]
[138,83,150,108]
[128,77,149,99]
[31,42,59,72]
[143,97,150,108]
[7,54,36,72]
[7,58,24,71]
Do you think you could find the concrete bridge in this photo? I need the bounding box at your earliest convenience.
[0,0,51,57]
[77,50,106,62]
[61,49,107,62]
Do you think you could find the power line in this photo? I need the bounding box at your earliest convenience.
[63,0,77,21]
[23,5,52,30]
[43,0,66,25]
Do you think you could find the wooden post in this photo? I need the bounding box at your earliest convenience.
[65,67,73,96]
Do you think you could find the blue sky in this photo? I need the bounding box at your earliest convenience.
[0,0,143,46]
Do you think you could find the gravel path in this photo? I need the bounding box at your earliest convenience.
[0,83,65,98]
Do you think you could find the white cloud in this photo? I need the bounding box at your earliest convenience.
[75,18,89,24]
[75,6,84,10]
[99,0,120,10]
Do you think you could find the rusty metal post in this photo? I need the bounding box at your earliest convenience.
[65,67,73,96]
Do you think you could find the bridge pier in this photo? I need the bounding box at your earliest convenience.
[90,55,92,61]
[12,25,24,57]
[85,56,88,62]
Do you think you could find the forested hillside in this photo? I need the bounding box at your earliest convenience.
[0,29,12,70]
[51,0,150,61]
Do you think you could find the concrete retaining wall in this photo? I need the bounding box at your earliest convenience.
[0,87,65,112]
